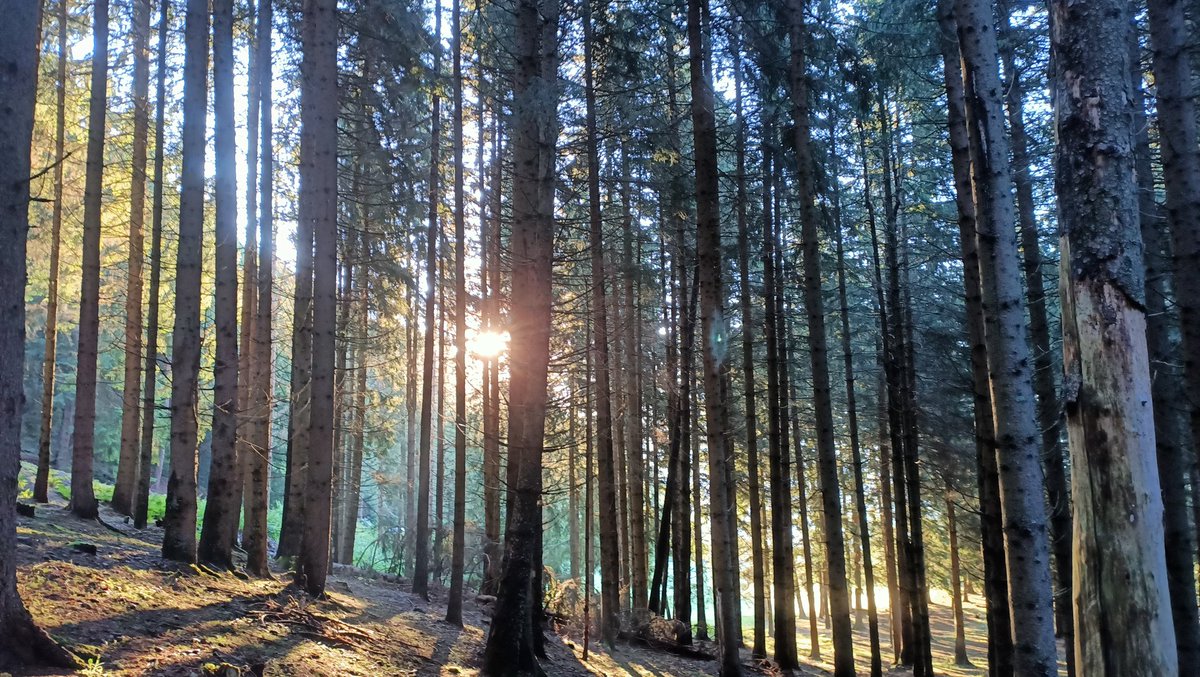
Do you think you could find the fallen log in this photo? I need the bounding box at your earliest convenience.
[617,630,715,661]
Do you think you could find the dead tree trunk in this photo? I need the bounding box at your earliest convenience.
[1053,1,1179,674]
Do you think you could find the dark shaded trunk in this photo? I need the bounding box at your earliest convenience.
[481,0,559,671]
[583,1,621,643]
[784,1,854,672]
[1146,0,1200,670]
[733,35,767,659]
[687,0,743,671]
[163,0,208,561]
[0,8,84,664]
[199,0,242,569]
[412,0,442,598]
[446,0,468,624]
[242,0,274,576]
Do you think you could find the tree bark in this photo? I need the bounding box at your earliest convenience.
[1145,0,1200,670]
[761,140,799,670]
[199,0,242,569]
[481,0,559,671]
[135,0,170,531]
[734,35,767,659]
[583,1,621,643]
[446,0,468,623]
[111,0,151,517]
[412,0,442,598]
[0,7,83,664]
[934,4,1014,671]
[955,0,1058,672]
[163,0,208,561]
[687,0,742,671]
[1053,1,1179,674]
[784,1,854,673]
[242,0,274,576]
[34,0,70,505]
[947,494,970,666]
[995,10,1073,666]
[69,0,109,520]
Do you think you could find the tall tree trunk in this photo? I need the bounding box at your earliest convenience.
[69,0,109,520]
[412,0,442,597]
[687,0,742,672]
[934,5,1013,671]
[784,1,853,673]
[1132,22,1194,675]
[830,132,882,676]
[243,0,274,576]
[34,0,70,505]
[1053,1,1179,674]
[236,0,260,549]
[277,15,318,558]
[583,1,621,644]
[762,140,799,670]
[734,36,767,659]
[1146,0,1200,670]
[947,494,970,666]
[954,0,1058,672]
[622,150,648,613]
[482,110,503,594]
[0,8,82,664]
[996,9,1073,666]
[481,0,559,671]
[446,0,468,623]
[163,0,208,560]
[112,0,151,517]
[136,0,171,531]
[298,0,339,598]
[569,379,581,581]
[691,414,708,641]
[199,0,242,569]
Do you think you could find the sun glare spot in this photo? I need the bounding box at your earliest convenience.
[470,330,510,359]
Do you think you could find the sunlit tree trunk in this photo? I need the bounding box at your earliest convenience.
[996,9,1073,666]
[135,0,170,531]
[69,0,109,520]
[111,0,151,517]
[955,0,1058,672]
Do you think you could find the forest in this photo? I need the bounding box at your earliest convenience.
[0,0,1196,675]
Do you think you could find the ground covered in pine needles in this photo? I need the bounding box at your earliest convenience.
[10,467,1059,676]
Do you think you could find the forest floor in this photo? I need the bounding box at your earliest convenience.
[10,466,1061,676]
